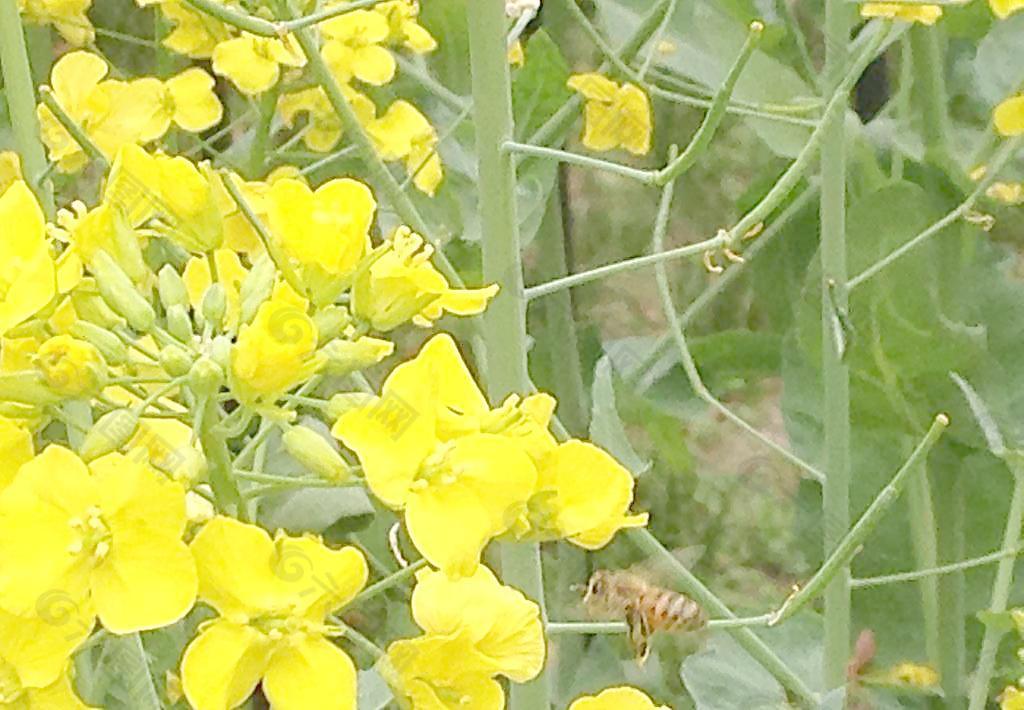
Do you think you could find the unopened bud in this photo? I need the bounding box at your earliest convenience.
[158,264,190,310]
[202,283,227,332]
[90,250,156,332]
[0,372,60,405]
[326,392,374,421]
[80,409,140,461]
[313,306,352,345]
[69,321,128,366]
[160,344,194,377]
[238,255,276,326]
[282,426,351,482]
[189,356,224,397]
[166,304,194,342]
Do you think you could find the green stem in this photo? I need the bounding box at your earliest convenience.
[468,2,549,707]
[629,529,817,706]
[526,231,730,301]
[198,399,243,514]
[181,0,277,35]
[279,0,388,32]
[505,141,657,184]
[820,0,854,688]
[350,559,427,606]
[248,88,278,179]
[769,415,949,626]
[395,54,470,113]
[936,461,966,708]
[967,458,1024,710]
[38,86,109,171]
[654,22,763,185]
[909,26,954,175]
[907,467,941,668]
[848,136,1023,289]
[851,547,1020,588]
[0,0,53,215]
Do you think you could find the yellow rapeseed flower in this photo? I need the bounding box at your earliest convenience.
[1003,686,1024,710]
[382,565,544,707]
[367,100,443,195]
[135,68,223,142]
[322,9,396,85]
[374,0,437,53]
[0,181,56,337]
[212,33,306,96]
[266,178,376,302]
[995,95,1024,136]
[569,686,670,710]
[990,0,1024,17]
[0,655,93,709]
[860,3,943,23]
[230,282,325,405]
[17,0,94,46]
[350,227,497,332]
[160,0,231,58]
[0,446,197,633]
[180,516,368,710]
[567,73,652,155]
[334,334,536,575]
[987,182,1024,205]
[278,86,375,153]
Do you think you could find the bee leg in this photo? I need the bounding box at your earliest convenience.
[625,605,652,665]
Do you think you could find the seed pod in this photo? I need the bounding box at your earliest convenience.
[166,304,194,342]
[90,250,156,332]
[69,321,129,366]
[158,264,190,310]
[80,409,140,461]
[188,356,224,398]
[282,425,351,482]
[160,344,194,377]
[202,283,227,332]
[238,255,276,326]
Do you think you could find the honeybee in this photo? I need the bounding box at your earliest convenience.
[582,569,707,664]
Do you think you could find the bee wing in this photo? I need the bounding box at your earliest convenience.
[625,545,707,588]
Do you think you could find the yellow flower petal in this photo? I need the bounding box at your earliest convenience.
[167,68,223,132]
[189,516,282,618]
[263,637,357,710]
[0,181,56,336]
[567,73,619,102]
[860,2,943,23]
[181,619,273,710]
[213,36,281,95]
[0,607,93,688]
[353,44,396,85]
[0,416,33,490]
[271,535,368,620]
[569,686,670,710]
[990,0,1024,17]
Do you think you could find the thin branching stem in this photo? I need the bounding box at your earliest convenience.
[851,547,1021,588]
[38,86,110,171]
[504,141,658,184]
[769,414,949,626]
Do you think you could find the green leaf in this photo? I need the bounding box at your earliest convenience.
[976,609,1017,634]
[590,355,649,475]
[680,631,787,708]
[96,634,163,710]
[973,14,1024,106]
[357,669,393,710]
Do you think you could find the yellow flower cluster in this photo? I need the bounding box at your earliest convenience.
[0,116,647,705]
[860,0,1023,22]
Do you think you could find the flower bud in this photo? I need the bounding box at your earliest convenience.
[80,409,140,461]
[282,425,351,482]
[313,306,352,344]
[69,321,129,366]
[166,304,194,342]
[70,280,125,329]
[189,356,224,397]
[0,372,60,405]
[158,264,190,310]
[238,255,276,326]
[209,335,233,371]
[35,335,108,398]
[160,344,194,377]
[201,283,227,332]
[321,337,394,376]
[90,249,156,332]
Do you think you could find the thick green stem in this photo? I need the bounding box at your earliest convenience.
[909,27,953,172]
[467,1,549,707]
[821,0,853,688]
[967,459,1024,710]
[770,415,948,626]
[0,0,53,215]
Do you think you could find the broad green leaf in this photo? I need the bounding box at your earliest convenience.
[973,14,1024,106]
[357,669,393,710]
